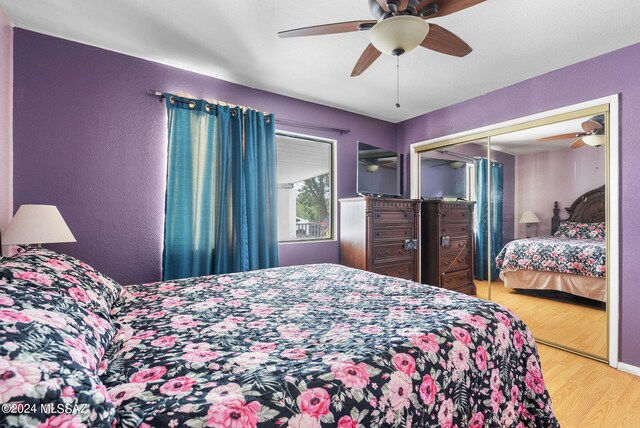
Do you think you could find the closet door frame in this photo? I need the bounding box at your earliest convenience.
[409,94,619,368]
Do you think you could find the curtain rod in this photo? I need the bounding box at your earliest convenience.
[148,90,352,135]
[437,149,477,162]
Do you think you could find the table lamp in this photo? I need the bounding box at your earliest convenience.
[2,204,76,247]
[519,210,540,238]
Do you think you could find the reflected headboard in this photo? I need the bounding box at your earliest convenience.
[551,185,606,235]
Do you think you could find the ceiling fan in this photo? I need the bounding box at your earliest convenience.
[537,115,606,149]
[360,157,397,172]
[278,0,485,77]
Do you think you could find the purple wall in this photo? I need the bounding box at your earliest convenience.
[12,29,396,285]
[0,10,11,232]
[398,42,640,367]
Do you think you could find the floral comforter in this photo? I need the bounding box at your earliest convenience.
[496,237,606,278]
[102,263,558,427]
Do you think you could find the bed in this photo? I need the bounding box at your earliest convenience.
[0,246,559,427]
[496,186,606,302]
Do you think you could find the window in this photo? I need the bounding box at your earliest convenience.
[276,132,335,242]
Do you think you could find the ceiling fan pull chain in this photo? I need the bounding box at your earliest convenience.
[396,55,401,108]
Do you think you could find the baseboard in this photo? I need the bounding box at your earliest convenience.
[618,362,640,377]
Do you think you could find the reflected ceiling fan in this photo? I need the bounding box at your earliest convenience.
[278,0,484,77]
[537,115,606,149]
[360,157,396,172]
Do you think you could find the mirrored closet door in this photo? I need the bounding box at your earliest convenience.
[416,105,610,361]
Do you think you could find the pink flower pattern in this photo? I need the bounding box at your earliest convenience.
[496,236,605,277]
[1,252,557,427]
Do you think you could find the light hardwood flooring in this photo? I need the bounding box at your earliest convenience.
[475,280,607,358]
[472,280,640,426]
[538,344,640,427]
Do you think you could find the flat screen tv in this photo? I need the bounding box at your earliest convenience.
[356,142,403,197]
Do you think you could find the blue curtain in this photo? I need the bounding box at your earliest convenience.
[474,158,503,280]
[163,94,278,280]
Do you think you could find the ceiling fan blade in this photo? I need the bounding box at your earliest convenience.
[417,0,485,18]
[570,139,586,149]
[278,20,377,38]
[537,132,584,142]
[581,119,603,133]
[352,44,382,77]
[420,24,472,57]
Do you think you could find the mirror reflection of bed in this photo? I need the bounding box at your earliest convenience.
[418,112,608,361]
[488,123,607,360]
[489,186,607,358]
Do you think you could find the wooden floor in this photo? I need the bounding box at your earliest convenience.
[538,344,640,427]
[471,281,640,426]
[475,280,607,358]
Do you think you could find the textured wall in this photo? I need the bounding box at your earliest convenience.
[514,147,606,238]
[0,8,12,233]
[12,29,396,284]
[397,42,640,367]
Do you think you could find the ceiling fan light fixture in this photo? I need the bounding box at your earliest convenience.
[448,161,466,169]
[367,164,380,172]
[582,134,606,147]
[369,16,429,56]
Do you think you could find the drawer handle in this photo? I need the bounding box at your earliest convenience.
[444,277,452,283]
[444,262,450,267]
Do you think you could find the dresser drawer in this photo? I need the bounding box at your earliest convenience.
[372,210,413,224]
[441,223,470,237]
[373,226,414,242]
[372,242,412,265]
[442,238,469,255]
[440,251,470,273]
[441,269,472,290]
[372,262,415,280]
[441,208,471,224]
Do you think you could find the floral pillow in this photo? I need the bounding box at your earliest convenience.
[0,246,123,320]
[0,281,117,427]
[554,221,606,240]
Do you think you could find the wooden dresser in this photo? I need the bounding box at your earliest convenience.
[340,197,421,281]
[421,200,476,295]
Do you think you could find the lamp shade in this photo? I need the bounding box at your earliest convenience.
[519,210,540,224]
[369,16,429,55]
[2,205,76,245]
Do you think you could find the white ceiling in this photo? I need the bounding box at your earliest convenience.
[2,0,640,123]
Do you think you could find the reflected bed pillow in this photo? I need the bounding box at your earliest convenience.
[554,221,606,240]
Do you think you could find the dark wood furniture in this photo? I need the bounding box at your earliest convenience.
[339,197,421,281]
[552,185,606,234]
[421,200,476,295]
